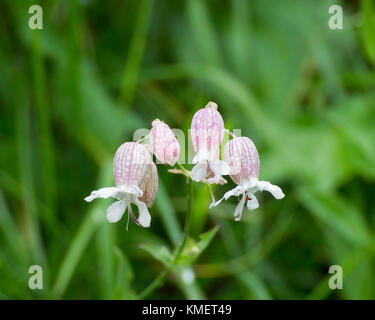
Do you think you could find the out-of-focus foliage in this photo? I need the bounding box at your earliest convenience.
[0,0,374,299]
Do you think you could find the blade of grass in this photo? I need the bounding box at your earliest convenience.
[31,28,57,228]
[112,247,137,299]
[15,93,46,271]
[195,209,293,277]
[52,160,113,298]
[299,188,372,247]
[361,0,375,65]
[155,179,182,246]
[96,216,115,299]
[186,0,223,66]
[0,187,29,265]
[141,63,276,142]
[229,0,251,80]
[119,0,154,109]
[215,218,272,299]
[237,271,272,300]
[307,248,370,299]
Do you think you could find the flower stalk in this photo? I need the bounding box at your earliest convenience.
[138,178,193,299]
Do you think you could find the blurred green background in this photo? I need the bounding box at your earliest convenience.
[1,0,375,299]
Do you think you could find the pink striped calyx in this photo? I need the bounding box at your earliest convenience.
[222,136,260,184]
[150,119,180,166]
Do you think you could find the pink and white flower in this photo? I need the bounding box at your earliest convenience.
[85,142,158,228]
[190,101,230,183]
[215,137,284,221]
[150,119,180,166]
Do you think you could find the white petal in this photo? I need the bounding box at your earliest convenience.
[212,197,224,207]
[223,185,244,200]
[106,200,127,223]
[240,178,257,190]
[256,180,285,199]
[190,161,208,182]
[134,200,151,227]
[209,159,231,176]
[247,195,259,211]
[208,185,216,209]
[84,187,121,202]
[121,184,143,198]
[192,153,200,164]
[234,193,246,221]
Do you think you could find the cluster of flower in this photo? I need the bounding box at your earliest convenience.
[85,101,284,228]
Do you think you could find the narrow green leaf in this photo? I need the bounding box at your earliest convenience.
[307,249,369,300]
[361,0,375,65]
[119,0,154,107]
[140,243,173,267]
[0,187,28,265]
[187,0,223,66]
[96,220,115,299]
[52,160,113,298]
[31,27,57,224]
[141,64,276,142]
[299,188,372,247]
[155,180,182,246]
[177,226,220,265]
[112,247,137,300]
[237,271,272,300]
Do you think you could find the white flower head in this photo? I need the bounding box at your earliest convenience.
[190,102,230,184]
[214,137,284,221]
[85,142,158,228]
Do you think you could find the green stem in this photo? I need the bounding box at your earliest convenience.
[176,161,191,178]
[174,179,194,259]
[138,179,193,299]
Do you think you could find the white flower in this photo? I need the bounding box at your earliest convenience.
[191,148,230,184]
[85,184,151,227]
[190,102,230,184]
[214,177,284,221]
[84,142,158,228]
[214,136,284,221]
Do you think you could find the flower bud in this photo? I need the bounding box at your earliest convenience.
[150,119,180,166]
[223,137,259,185]
[191,101,224,161]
